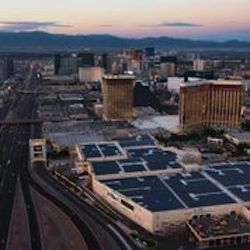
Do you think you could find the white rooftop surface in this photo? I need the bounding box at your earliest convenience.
[59,93,84,101]
[181,79,243,88]
[132,115,179,132]
[43,75,75,81]
[46,132,105,147]
[103,75,135,80]
[227,130,250,143]
[43,121,131,147]
[167,77,201,93]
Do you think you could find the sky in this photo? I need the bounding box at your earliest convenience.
[0,0,249,41]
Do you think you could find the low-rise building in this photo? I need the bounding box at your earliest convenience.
[225,130,250,146]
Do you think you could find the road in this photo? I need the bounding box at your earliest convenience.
[0,68,138,250]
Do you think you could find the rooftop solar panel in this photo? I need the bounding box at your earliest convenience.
[81,144,102,158]
[101,172,236,212]
[99,143,123,157]
[92,159,147,175]
[80,142,124,159]
[122,164,146,173]
[92,157,250,214]
[127,147,179,171]
[169,162,182,169]
[115,134,156,148]
[102,176,186,212]
[228,186,250,202]
[117,158,144,165]
[127,147,158,157]
[128,148,177,160]
[91,161,121,175]
[204,163,250,187]
[179,172,204,179]
[204,163,250,202]
[161,175,234,208]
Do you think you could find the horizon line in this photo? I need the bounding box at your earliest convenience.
[0,30,249,43]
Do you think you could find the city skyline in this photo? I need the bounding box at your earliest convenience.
[0,0,250,41]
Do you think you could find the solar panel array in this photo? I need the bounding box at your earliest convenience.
[114,134,156,148]
[164,172,234,208]
[204,162,250,202]
[91,158,147,175]
[83,136,250,213]
[102,176,186,212]
[88,135,182,176]
[102,171,236,212]
[127,147,181,170]
[80,142,124,159]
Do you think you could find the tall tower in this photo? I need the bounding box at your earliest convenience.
[102,75,135,120]
[179,80,245,131]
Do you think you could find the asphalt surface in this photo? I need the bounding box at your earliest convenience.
[0,71,42,250]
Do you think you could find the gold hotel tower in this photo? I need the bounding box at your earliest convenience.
[102,75,135,120]
[179,80,245,131]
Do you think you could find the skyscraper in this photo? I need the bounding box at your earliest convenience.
[54,54,78,75]
[160,56,177,77]
[145,47,155,58]
[5,58,14,78]
[78,52,95,68]
[102,75,135,120]
[54,54,61,75]
[179,80,245,131]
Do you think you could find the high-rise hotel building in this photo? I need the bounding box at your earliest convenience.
[102,75,135,120]
[179,80,245,131]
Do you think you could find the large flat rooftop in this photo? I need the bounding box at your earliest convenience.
[79,142,126,160]
[204,162,250,202]
[101,172,236,212]
[81,135,250,214]
[127,147,181,170]
[113,134,156,148]
[180,79,243,88]
[103,75,135,80]
[83,134,182,176]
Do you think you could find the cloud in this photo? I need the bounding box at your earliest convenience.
[139,21,203,28]
[0,21,71,31]
[158,22,203,27]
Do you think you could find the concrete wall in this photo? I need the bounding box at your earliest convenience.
[79,67,104,83]
[240,206,250,223]
[92,178,154,232]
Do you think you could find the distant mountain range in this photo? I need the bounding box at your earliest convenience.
[0,31,250,52]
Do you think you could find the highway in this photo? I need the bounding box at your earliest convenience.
[32,163,137,250]
[0,70,43,250]
[0,67,139,250]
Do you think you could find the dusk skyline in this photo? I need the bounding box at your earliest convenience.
[0,0,249,40]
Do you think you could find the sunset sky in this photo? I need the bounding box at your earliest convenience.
[0,0,249,40]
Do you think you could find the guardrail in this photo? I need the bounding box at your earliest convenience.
[51,171,122,221]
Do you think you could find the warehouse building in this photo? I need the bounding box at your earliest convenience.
[74,134,250,236]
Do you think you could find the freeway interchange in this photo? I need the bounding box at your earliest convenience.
[0,69,139,250]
